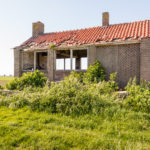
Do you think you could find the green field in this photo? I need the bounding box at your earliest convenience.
[0,107,150,150]
[0,77,14,87]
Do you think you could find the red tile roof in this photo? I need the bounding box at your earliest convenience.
[20,20,150,49]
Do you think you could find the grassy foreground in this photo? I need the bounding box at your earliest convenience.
[0,107,150,150]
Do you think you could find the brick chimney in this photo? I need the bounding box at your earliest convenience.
[102,12,109,26]
[32,21,44,37]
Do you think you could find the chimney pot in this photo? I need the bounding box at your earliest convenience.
[102,12,109,26]
[32,21,44,37]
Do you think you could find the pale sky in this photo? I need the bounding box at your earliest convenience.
[0,0,150,76]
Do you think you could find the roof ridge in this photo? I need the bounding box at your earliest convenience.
[43,26,99,35]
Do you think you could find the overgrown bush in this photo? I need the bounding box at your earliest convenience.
[0,61,122,115]
[65,71,84,83]
[6,70,47,90]
[0,85,3,90]
[83,61,105,83]
[124,78,150,113]
[3,60,149,115]
[107,72,119,91]
[67,61,106,84]
[42,72,117,115]
[0,72,119,115]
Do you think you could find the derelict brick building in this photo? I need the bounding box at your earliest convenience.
[14,12,150,87]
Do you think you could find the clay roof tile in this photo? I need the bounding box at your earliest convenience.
[20,20,150,49]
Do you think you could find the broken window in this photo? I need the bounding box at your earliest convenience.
[36,52,47,70]
[56,49,87,71]
[72,50,87,70]
[56,50,70,70]
[22,51,48,71]
[81,57,88,70]
[22,52,34,71]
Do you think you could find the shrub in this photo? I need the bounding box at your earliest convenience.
[106,72,119,91]
[124,78,150,113]
[6,78,19,90]
[0,61,120,115]
[6,70,47,90]
[0,74,118,115]
[0,85,3,90]
[83,61,105,83]
[65,71,83,82]
[0,62,120,115]
[53,77,94,115]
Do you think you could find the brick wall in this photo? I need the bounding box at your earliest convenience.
[14,43,142,87]
[47,49,54,81]
[97,44,140,87]
[22,52,34,70]
[54,71,70,81]
[88,45,97,65]
[118,44,140,87]
[140,38,150,81]
[96,45,118,80]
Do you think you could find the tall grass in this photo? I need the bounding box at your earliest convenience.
[0,107,150,150]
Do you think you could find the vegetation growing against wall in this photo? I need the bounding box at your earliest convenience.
[0,61,149,114]
[83,61,105,83]
[124,78,150,113]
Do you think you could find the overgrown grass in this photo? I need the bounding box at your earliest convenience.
[0,77,14,87]
[0,107,150,150]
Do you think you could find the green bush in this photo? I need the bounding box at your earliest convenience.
[65,71,84,83]
[0,74,118,115]
[6,70,47,90]
[106,72,119,91]
[124,78,150,113]
[0,85,3,90]
[83,61,105,83]
[0,62,120,115]
[30,77,117,115]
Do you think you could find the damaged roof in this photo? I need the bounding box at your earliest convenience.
[19,20,150,50]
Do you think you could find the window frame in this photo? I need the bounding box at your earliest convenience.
[55,49,88,72]
[22,50,48,72]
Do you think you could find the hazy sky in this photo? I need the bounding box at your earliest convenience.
[0,0,150,75]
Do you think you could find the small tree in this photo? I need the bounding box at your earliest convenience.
[83,61,105,83]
